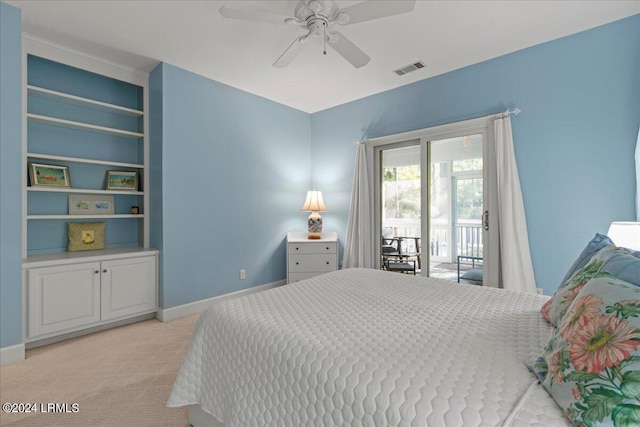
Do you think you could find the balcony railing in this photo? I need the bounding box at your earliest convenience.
[429,221,482,262]
[430,222,448,259]
[456,222,482,258]
[382,219,482,263]
[382,218,420,241]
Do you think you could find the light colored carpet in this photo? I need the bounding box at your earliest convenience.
[0,314,199,426]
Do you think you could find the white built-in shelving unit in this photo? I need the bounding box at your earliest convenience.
[22,37,157,345]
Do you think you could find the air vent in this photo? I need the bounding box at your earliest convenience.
[394,61,426,76]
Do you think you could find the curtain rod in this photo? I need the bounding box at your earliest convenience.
[356,107,522,144]
[494,107,521,119]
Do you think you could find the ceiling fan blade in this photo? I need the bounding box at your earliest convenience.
[273,36,309,68]
[328,31,370,68]
[219,6,287,25]
[339,0,416,25]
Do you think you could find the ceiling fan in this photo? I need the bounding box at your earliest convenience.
[219,0,416,68]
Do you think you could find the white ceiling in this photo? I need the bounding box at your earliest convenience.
[7,0,639,113]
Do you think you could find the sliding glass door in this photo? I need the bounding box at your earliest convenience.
[429,134,484,282]
[375,130,490,284]
[379,143,422,273]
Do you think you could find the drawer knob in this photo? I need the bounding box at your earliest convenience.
[94,270,99,274]
[296,262,299,265]
[296,247,299,250]
[326,261,329,265]
[103,269,107,273]
[326,247,329,250]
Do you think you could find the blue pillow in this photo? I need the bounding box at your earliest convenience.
[559,233,613,285]
[597,245,640,286]
[461,268,483,282]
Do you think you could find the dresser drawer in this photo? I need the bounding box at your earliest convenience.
[288,254,337,272]
[288,242,337,255]
[288,272,323,283]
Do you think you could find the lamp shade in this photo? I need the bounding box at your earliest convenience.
[608,222,640,251]
[301,190,327,212]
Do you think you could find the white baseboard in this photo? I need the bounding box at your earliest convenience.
[1,343,25,366]
[157,279,286,323]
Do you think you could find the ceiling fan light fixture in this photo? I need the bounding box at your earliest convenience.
[284,17,301,26]
[326,31,339,44]
[335,12,349,25]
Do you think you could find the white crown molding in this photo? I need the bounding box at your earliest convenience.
[157,280,286,323]
[0,343,25,366]
[23,33,152,86]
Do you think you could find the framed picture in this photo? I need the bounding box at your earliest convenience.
[67,222,105,252]
[28,163,71,188]
[105,170,138,191]
[69,195,114,215]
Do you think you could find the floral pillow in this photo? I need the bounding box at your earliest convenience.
[540,234,612,324]
[532,276,640,426]
[541,245,619,326]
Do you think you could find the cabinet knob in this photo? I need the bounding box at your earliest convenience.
[326,247,329,250]
[326,261,329,265]
[296,247,299,250]
[94,270,99,274]
[296,262,299,265]
[103,269,107,273]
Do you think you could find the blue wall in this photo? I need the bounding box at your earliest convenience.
[149,63,311,308]
[311,14,640,295]
[0,2,23,348]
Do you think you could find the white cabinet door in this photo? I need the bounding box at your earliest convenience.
[100,256,157,321]
[27,262,101,338]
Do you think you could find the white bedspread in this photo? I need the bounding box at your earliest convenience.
[168,268,569,426]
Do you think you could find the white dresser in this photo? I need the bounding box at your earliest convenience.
[287,232,338,283]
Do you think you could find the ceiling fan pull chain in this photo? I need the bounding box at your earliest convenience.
[323,22,327,55]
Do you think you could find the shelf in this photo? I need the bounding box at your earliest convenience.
[27,153,143,169]
[27,113,144,139]
[28,85,143,117]
[28,187,143,196]
[23,247,159,269]
[27,214,144,220]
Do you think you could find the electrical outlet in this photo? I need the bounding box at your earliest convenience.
[240,269,246,280]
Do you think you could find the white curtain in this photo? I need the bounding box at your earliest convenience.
[342,141,376,268]
[636,128,640,222]
[493,116,537,293]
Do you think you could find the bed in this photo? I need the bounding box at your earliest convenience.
[167,267,571,426]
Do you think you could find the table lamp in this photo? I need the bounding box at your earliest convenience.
[608,222,640,251]
[301,190,327,239]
